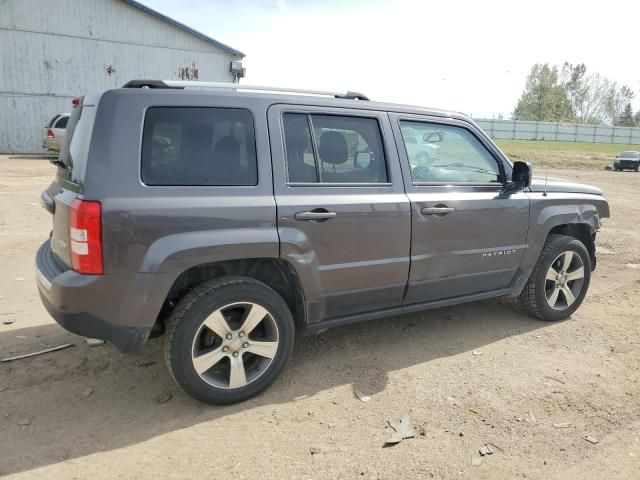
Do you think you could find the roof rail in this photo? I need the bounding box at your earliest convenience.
[122,80,369,100]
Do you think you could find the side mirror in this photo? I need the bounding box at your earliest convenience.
[503,161,532,193]
[355,151,372,168]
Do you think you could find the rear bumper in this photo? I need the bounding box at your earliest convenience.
[38,291,149,354]
[44,138,61,152]
[35,240,163,354]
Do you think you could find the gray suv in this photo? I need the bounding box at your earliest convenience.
[36,80,610,404]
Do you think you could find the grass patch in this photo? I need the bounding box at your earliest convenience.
[494,139,638,170]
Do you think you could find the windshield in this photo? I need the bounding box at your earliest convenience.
[620,151,640,159]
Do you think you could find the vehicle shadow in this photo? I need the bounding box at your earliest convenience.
[0,299,548,476]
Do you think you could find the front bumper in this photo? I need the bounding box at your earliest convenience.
[614,160,639,170]
[35,240,154,354]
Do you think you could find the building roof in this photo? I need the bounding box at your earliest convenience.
[124,0,245,58]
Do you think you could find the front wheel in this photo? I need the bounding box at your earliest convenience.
[516,234,591,321]
[164,277,295,404]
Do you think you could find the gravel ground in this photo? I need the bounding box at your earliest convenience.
[0,156,639,479]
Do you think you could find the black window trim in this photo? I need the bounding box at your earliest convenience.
[281,111,393,188]
[306,114,322,182]
[138,105,260,188]
[396,116,508,188]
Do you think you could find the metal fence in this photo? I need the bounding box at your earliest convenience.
[474,119,640,145]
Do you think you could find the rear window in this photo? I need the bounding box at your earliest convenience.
[54,116,69,129]
[141,107,257,186]
[283,113,388,184]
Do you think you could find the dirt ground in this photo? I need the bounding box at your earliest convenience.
[0,155,639,480]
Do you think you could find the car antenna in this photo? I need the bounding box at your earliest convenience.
[543,143,550,197]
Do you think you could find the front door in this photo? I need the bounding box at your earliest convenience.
[268,105,411,323]
[390,114,530,305]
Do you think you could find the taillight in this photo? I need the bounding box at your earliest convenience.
[47,129,55,138]
[72,97,81,106]
[69,199,103,274]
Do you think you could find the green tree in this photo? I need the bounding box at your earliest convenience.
[513,64,573,121]
[561,62,587,117]
[616,103,635,127]
[605,85,635,125]
[635,111,640,127]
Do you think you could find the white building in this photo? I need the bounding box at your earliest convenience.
[0,0,245,153]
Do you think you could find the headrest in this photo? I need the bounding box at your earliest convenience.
[318,131,348,165]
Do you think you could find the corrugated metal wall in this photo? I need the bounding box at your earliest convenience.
[0,0,240,153]
[475,119,640,145]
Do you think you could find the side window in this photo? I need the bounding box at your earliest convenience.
[400,121,501,184]
[141,107,257,186]
[283,113,388,184]
[283,113,317,182]
[55,116,69,129]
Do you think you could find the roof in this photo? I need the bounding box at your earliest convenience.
[117,80,467,121]
[123,0,245,58]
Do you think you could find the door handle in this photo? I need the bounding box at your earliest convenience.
[421,206,455,216]
[295,210,337,221]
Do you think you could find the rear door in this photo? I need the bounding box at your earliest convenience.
[268,105,411,323]
[390,114,530,305]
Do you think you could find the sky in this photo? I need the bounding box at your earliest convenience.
[142,0,640,118]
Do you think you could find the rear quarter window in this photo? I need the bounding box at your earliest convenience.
[141,107,258,186]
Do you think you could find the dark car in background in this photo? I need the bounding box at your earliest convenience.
[613,151,640,172]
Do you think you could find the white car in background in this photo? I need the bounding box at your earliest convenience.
[42,113,70,153]
[400,127,442,166]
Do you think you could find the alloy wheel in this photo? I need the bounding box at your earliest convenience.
[191,302,279,389]
[544,251,585,310]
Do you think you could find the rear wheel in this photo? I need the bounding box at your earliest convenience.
[516,234,591,321]
[164,277,295,404]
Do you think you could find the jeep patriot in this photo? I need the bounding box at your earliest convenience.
[36,80,610,404]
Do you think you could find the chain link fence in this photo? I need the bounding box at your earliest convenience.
[474,119,640,145]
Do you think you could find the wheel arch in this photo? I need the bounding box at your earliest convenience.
[547,223,596,269]
[511,205,601,297]
[151,258,306,337]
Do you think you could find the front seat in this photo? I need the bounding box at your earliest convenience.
[318,131,348,181]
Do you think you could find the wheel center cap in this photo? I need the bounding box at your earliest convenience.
[229,337,242,352]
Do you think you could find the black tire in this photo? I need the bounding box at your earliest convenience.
[516,234,591,321]
[164,277,295,405]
